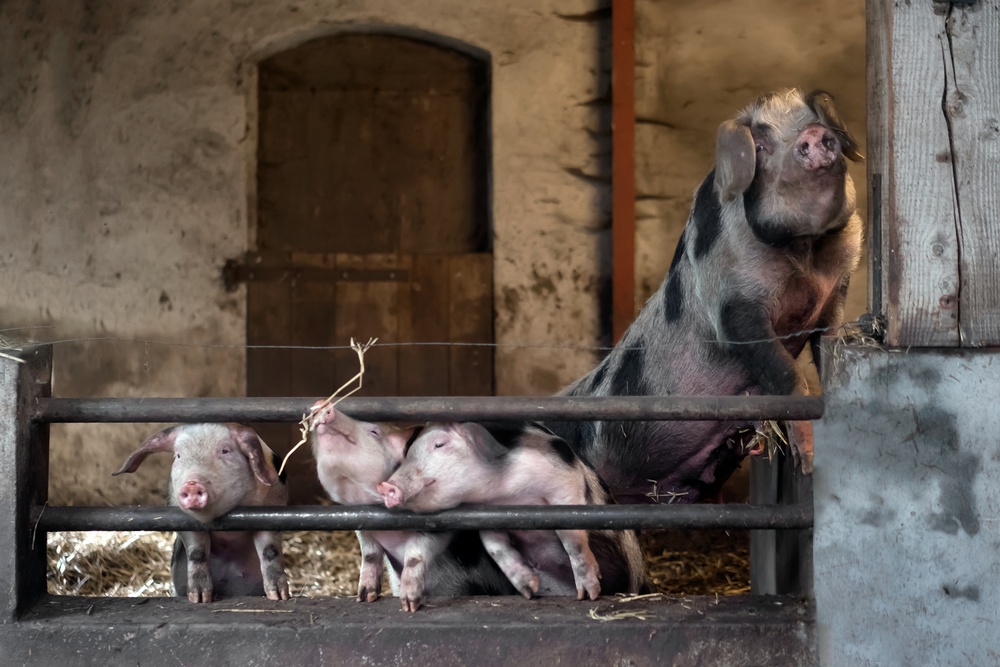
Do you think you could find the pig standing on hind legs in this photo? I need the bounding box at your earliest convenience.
[378,421,649,600]
[112,423,291,603]
[309,402,519,611]
[548,88,864,504]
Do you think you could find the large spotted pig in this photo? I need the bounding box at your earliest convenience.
[309,402,519,611]
[113,423,291,603]
[378,422,649,600]
[548,89,863,504]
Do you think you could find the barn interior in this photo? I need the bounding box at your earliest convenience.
[2,0,863,638]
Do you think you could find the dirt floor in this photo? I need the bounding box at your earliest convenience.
[47,528,750,598]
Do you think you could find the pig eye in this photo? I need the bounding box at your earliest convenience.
[434,441,445,449]
[221,447,231,454]
[368,426,381,438]
[175,453,180,459]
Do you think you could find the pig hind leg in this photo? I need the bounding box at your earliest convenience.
[481,530,540,599]
[555,529,601,600]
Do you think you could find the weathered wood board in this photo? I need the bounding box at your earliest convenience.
[869,0,1000,346]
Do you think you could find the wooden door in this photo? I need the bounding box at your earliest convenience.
[247,34,493,503]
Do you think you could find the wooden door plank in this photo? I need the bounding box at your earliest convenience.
[397,255,451,397]
[334,278,400,399]
[448,254,494,396]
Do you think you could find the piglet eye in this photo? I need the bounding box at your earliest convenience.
[755,142,766,153]
[221,447,231,454]
[434,441,445,449]
[175,453,180,459]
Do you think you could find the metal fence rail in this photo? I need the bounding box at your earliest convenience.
[30,394,820,533]
[32,395,825,423]
[35,503,813,532]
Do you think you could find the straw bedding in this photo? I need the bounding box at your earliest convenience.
[47,527,749,598]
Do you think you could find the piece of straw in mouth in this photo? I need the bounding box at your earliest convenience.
[278,337,377,476]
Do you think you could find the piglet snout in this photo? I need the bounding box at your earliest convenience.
[377,481,403,508]
[795,123,841,171]
[178,480,209,510]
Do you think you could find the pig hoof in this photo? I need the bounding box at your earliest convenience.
[517,575,540,600]
[188,588,213,603]
[401,596,422,612]
[357,586,380,603]
[266,586,291,601]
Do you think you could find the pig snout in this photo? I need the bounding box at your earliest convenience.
[177,480,209,510]
[377,481,403,508]
[795,123,841,171]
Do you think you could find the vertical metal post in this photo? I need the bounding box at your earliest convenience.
[0,346,51,621]
[749,427,813,596]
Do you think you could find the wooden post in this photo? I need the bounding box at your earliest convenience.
[612,0,636,343]
[869,0,1000,346]
[0,346,51,621]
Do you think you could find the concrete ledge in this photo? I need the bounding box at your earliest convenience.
[2,594,815,666]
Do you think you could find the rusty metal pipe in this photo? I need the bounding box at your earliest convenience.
[33,395,824,423]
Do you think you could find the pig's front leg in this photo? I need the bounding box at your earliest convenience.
[178,530,214,603]
[398,533,450,612]
[356,530,385,602]
[480,530,539,599]
[555,529,601,600]
[253,531,290,601]
[719,294,808,396]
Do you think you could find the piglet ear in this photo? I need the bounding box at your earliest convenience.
[112,427,179,476]
[805,90,863,162]
[227,423,278,487]
[461,422,508,461]
[715,120,756,201]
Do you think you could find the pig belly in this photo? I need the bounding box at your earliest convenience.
[208,531,266,598]
[370,530,519,598]
[603,420,751,505]
[508,530,578,597]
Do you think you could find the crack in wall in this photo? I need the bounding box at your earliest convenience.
[940,4,965,344]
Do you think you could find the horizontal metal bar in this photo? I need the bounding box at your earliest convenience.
[33,395,824,423]
[34,503,813,532]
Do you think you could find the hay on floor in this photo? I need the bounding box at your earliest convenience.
[47,527,750,598]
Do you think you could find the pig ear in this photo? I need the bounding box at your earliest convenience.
[805,90,864,162]
[227,424,278,487]
[461,422,509,461]
[715,120,756,201]
[111,427,179,476]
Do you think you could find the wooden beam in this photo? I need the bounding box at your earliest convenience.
[612,0,636,343]
[869,0,1000,346]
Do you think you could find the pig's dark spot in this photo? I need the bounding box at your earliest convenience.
[262,544,279,561]
[743,178,798,248]
[663,269,684,323]
[404,557,423,570]
[403,426,425,456]
[609,346,648,397]
[942,584,980,602]
[719,295,798,395]
[668,229,687,272]
[589,356,610,391]
[549,436,577,467]
[188,548,207,564]
[363,553,381,564]
[692,172,722,259]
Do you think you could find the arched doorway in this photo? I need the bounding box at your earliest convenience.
[245,33,493,502]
